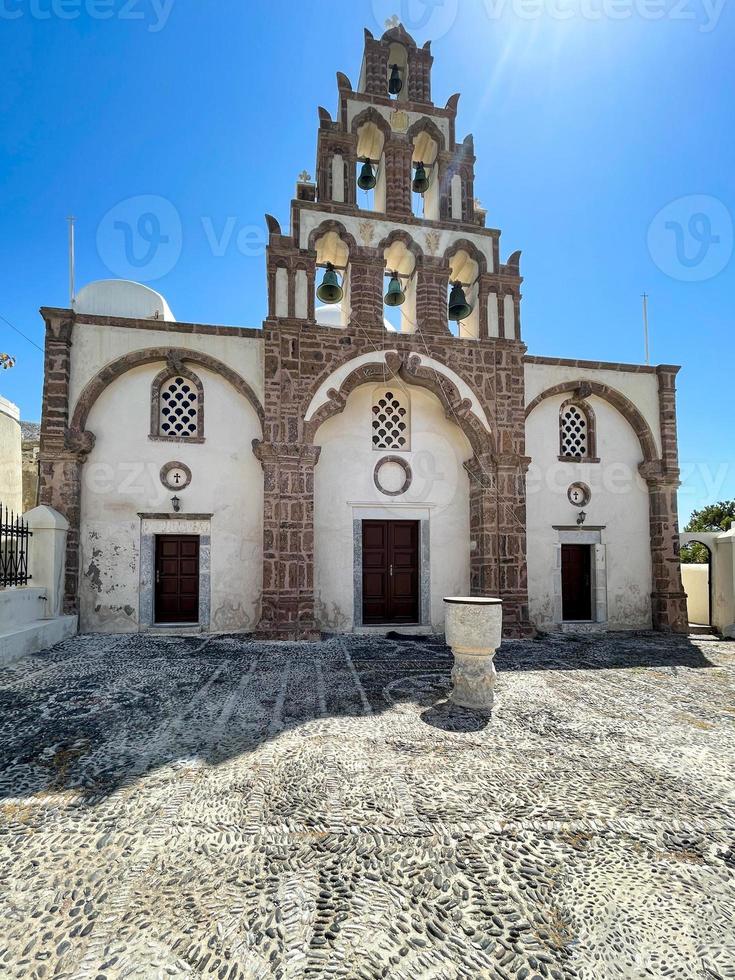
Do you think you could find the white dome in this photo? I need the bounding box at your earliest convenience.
[315,303,396,332]
[73,280,175,321]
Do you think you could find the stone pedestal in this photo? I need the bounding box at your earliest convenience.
[444,597,503,711]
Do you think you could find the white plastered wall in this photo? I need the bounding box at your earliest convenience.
[69,321,264,414]
[79,362,263,633]
[525,362,662,456]
[313,384,472,631]
[525,391,653,631]
[681,564,709,626]
[0,396,23,515]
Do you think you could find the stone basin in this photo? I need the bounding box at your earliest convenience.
[443,596,503,712]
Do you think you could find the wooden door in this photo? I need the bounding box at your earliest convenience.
[561,544,592,621]
[362,520,419,625]
[155,535,200,624]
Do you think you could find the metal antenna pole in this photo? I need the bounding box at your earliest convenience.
[641,292,650,366]
[67,215,76,307]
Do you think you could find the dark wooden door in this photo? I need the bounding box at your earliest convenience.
[155,535,199,624]
[561,544,592,621]
[362,520,419,625]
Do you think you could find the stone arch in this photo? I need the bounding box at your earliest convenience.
[69,348,264,441]
[443,238,488,276]
[525,380,657,463]
[303,350,494,458]
[350,106,393,141]
[376,229,424,266]
[306,219,358,256]
[406,116,446,154]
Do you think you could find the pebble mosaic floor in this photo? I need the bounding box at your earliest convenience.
[1,630,734,980]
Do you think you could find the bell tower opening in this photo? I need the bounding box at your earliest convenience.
[387,42,408,101]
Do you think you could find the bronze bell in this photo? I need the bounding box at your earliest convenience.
[448,282,472,321]
[384,274,405,307]
[316,263,343,305]
[412,161,429,195]
[388,63,403,95]
[357,159,376,191]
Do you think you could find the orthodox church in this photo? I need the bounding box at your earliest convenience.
[38,26,688,638]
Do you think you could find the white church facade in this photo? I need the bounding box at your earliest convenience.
[38,26,688,638]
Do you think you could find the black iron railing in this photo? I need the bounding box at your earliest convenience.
[0,503,32,588]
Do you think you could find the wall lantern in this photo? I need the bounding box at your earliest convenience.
[576,510,587,526]
[384,272,406,307]
[448,281,472,322]
[316,262,344,305]
[412,161,430,195]
[388,63,403,95]
[171,495,181,513]
[357,159,377,191]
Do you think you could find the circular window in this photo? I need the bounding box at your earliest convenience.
[374,456,412,497]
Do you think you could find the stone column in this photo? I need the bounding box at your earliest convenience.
[415,258,450,335]
[38,455,83,615]
[641,462,689,633]
[476,275,491,339]
[466,454,499,598]
[38,311,85,615]
[641,364,688,633]
[383,139,412,217]
[494,453,533,636]
[254,441,321,640]
[348,256,384,334]
[465,451,531,637]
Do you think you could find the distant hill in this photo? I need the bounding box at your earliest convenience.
[20,421,40,443]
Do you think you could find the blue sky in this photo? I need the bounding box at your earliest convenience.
[0,0,733,522]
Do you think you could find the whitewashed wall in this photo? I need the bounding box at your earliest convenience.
[313,384,472,631]
[525,362,662,456]
[681,563,709,626]
[0,396,22,515]
[79,362,263,633]
[69,322,264,412]
[525,392,652,630]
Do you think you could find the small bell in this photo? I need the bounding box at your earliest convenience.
[388,63,403,95]
[448,282,472,321]
[357,159,376,191]
[412,161,429,195]
[316,263,343,305]
[384,273,405,307]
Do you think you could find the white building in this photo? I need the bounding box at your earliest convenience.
[37,26,688,638]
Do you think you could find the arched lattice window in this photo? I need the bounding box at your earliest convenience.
[372,387,410,451]
[559,399,596,461]
[150,365,205,442]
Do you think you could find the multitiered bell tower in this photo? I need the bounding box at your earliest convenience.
[255,25,532,639]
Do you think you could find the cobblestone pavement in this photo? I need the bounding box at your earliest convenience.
[1,631,734,980]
